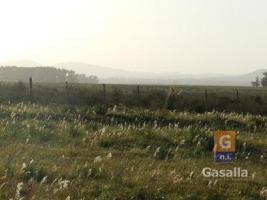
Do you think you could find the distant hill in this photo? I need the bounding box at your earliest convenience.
[0,60,266,86]
[54,62,129,78]
[54,62,267,86]
[97,69,267,86]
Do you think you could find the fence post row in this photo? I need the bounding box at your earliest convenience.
[29,77,33,102]
[65,81,69,104]
[137,85,140,103]
[236,89,239,101]
[204,89,208,110]
[103,84,106,104]
[25,79,243,108]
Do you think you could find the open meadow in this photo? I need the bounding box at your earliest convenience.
[0,83,266,199]
[0,96,266,199]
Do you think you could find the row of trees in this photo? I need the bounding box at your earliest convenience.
[252,73,267,87]
[261,72,267,87]
[0,67,98,83]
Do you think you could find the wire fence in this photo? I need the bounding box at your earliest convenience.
[0,77,267,114]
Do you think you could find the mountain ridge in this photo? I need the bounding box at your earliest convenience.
[0,60,265,86]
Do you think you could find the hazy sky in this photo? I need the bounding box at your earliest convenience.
[0,0,267,74]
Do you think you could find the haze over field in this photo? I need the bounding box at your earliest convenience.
[0,60,265,86]
[0,0,267,84]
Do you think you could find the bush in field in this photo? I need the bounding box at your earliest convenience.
[111,88,123,104]
[95,105,108,115]
[142,89,166,108]
[216,96,233,111]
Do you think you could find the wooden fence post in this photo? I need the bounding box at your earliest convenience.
[29,77,33,102]
[137,85,140,104]
[103,84,106,104]
[204,89,208,111]
[65,81,69,104]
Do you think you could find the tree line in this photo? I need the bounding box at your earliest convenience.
[252,72,267,87]
[0,66,98,83]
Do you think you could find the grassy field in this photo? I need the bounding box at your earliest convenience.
[1,82,267,114]
[0,102,266,199]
